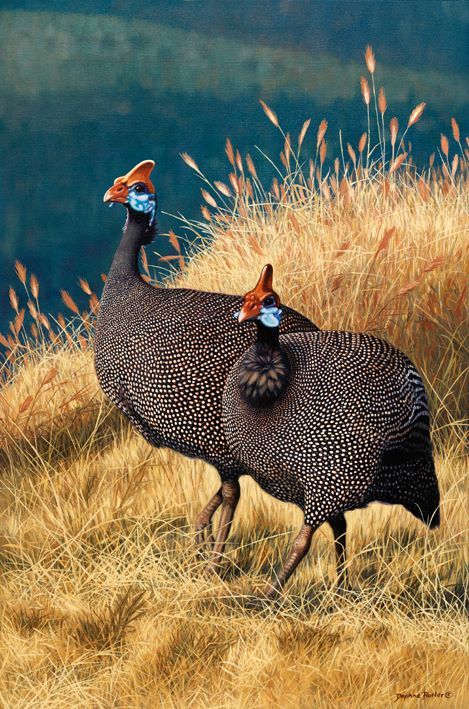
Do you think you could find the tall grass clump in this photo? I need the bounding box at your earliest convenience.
[0,47,468,708]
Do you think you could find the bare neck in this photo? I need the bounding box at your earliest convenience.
[109,209,157,279]
[256,321,280,349]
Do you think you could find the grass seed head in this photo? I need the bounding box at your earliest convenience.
[365,44,376,73]
[360,76,370,106]
[407,102,426,127]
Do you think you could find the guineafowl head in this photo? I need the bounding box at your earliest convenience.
[236,264,283,328]
[103,160,157,226]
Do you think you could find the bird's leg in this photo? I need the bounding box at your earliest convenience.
[208,480,240,572]
[263,523,315,600]
[328,513,347,589]
[195,487,223,547]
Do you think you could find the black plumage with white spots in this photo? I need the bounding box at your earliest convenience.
[222,264,440,595]
[95,162,318,556]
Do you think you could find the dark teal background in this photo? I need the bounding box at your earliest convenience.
[0,1,467,330]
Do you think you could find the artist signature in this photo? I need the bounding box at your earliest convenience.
[395,691,452,701]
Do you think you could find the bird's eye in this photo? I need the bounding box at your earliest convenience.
[263,296,275,307]
[134,184,145,193]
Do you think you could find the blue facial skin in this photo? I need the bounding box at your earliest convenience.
[259,305,283,327]
[108,183,157,225]
[127,185,157,225]
[233,305,283,327]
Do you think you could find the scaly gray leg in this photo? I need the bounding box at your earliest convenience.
[195,487,223,546]
[209,480,240,571]
[264,523,315,599]
[328,513,347,588]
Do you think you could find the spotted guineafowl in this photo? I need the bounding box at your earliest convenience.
[94,161,318,562]
[222,264,440,597]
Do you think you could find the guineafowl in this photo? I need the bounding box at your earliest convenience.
[222,264,440,597]
[94,161,318,563]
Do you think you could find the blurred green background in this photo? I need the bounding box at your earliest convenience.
[0,1,467,328]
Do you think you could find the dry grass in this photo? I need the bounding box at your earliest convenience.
[1,49,468,708]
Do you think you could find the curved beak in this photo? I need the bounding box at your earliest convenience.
[103,182,129,204]
[238,300,261,323]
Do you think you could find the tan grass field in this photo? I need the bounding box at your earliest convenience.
[0,54,468,708]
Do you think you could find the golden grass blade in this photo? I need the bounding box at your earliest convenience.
[214,181,232,197]
[9,287,19,313]
[235,150,244,173]
[60,290,80,315]
[41,368,58,386]
[78,278,92,295]
[18,394,33,414]
[378,87,387,114]
[319,140,327,165]
[225,138,235,166]
[27,301,38,320]
[390,117,398,148]
[39,314,51,330]
[388,152,407,175]
[298,118,311,149]
[451,154,459,178]
[417,176,430,201]
[140,248,149,275]
[316,119,328,149]
[168,230,181,254]
[440,134,449,158]
[347,143,357,165]
[358,132,367,154]
[365,44,376,73]
[422,256,444,273]
[376,227,396,254]
[245,154,258,180]
[229,172,239,195]
[407,102,426,128]
[200,205,212,221]
[13,309,25,336]
[180,152,202,175]
[259,99,279,128]
[30,274,39,299]
[14,260,27,285]
[451,117,460,142]
[360,76,370,106]
[397,278,421,296]
[201,189,218,209]
[89,294,100,314]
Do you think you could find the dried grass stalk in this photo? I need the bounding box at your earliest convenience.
[365,45,376,73]
[358,133,367,153]
[180,152,201,175]
[440,134,449,158]
[360,77,370,106]
[14,260,27,285]
[316,119,328,149]
[407,102,426,128]
[78,278,92,295]
[259,100,279,128]
[389,153,407,175]
[30,275,39,299]
[451,117,460,142]
[60,290,80,315]
[298,118,311,149]
[378,87,387,114]
[390,117,398,148]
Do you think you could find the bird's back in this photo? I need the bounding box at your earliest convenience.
[94,280,317,472]
[223,330,435,498]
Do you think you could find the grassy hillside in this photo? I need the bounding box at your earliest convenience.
[0,59,468,706]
